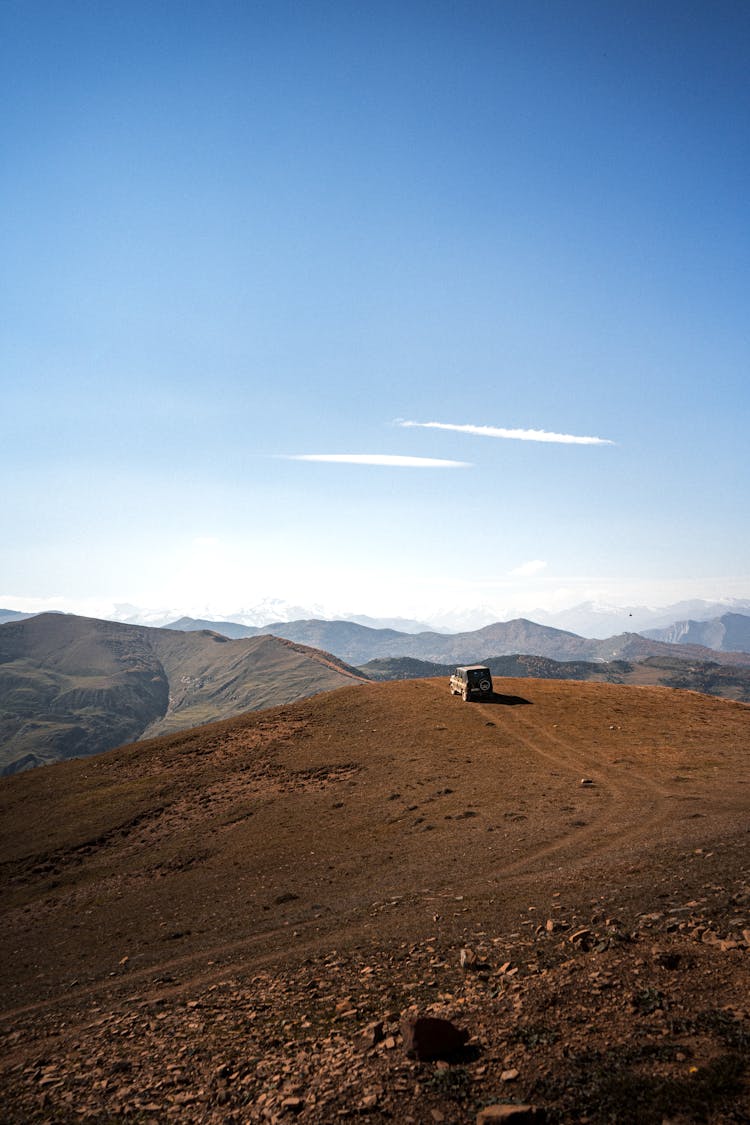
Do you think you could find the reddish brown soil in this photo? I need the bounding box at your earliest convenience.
[1,678,748,1123]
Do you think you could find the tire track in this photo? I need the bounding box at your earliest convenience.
[0,911,330,1025]
[468,700,680,880]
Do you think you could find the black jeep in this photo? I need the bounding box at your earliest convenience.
[449,665,493,701]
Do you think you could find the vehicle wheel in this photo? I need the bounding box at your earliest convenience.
[479,679,491,693]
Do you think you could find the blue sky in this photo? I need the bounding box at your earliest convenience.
[2,1,748,623]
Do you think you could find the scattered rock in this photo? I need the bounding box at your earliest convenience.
[460,946,489,969]
[358,1020,384,1049]
[109,1060,132,1075]
[281,1094,304,1113]
[400,1015,469,1060]
[477,1106,546,1123]
[568,928,593,948]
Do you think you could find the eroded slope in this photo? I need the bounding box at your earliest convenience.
[0,614,364,773]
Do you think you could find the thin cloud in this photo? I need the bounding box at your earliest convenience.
[282,453,471,468]
[397,420,614,446]
[509,560,548,577]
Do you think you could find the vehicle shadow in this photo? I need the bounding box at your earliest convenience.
[484,692,532,706]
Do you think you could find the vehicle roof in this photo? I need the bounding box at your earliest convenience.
[456,664,491,672]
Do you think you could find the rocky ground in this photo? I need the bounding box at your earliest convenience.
[1,679,748,1122]
[3,858,748,1123]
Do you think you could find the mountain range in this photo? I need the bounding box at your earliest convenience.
[165,613,750,665]
[642,611,750,652]
[6,596,750,636]
[526,597,750,638]
[159,596,750,636]
[0,613,363,776]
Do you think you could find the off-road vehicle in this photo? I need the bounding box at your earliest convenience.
[449,665,493,701]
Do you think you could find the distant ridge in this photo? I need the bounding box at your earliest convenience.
[166,615,750,668]
[6,598,750,636]
[642,612,750,653]
[0,613,366,775]
[166,615,261,639]
[0,608,37,625]
[528,598,750,638]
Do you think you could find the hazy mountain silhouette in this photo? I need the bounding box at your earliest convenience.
[0,608,37,625]
[642,612,750,653]
[166,615,750,667]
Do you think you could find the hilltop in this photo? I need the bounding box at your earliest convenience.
[1,678,748,1122]
[0,613,364,775]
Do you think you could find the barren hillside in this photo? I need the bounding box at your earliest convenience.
[1,678,748,1122]
[0,613,365,774]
